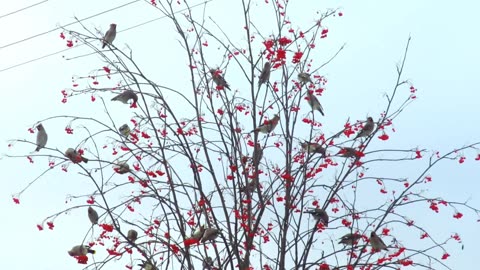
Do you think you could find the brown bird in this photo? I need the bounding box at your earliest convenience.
[114,161,130,174]
[252,114,280,134]
[201,228,221,243]
[65,148,89,163]
[370,231,388,251]
[210,69,230,90]
[202,256,214,269]
[355,117,375,139]
[306,90,324,116]
[102,23,117,49]
[127,229,138,242]
[252,143,263,167]
[337,147,359,158]
[138,260,158,270]
[338,233,362,246]
[305,208,329,226]
[111,90,138,104]
[298,72,312,84]
[258,62,271,87]
[68,245,96,256]
[301,141,326,155]
[35,124,48,152]
[87,206,99,225]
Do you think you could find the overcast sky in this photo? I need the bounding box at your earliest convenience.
[0,0,478,269]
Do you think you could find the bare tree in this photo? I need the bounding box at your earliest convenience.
[7,1,480,270]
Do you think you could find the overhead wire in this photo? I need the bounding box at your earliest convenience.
[0,0,212,73]
[0,0,141,50]
[0,0,48,20]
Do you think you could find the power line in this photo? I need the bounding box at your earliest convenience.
[0,0,48,20]
[0,0,212,73]
[0,0,140,50]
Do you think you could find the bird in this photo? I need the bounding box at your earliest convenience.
[304,208,329,226]
[114,161,130,174]
[258,62,271,87]
[65,148,89,163]
[201,228,221,243]
[306,90,324,116]
[35,124,48,152]
[355,117,375,140]
[298,72,312,84]
[252,114,280,134]
[337,147,358,158]
[102,23,117,49]
[209,69,231,90]
[301,141,326,156]
[68,245,96,256]
[252,143,263,167]
[119,124,131,137]
[138,260,158,270]
[338,233,362,246]
[111,90,138,104]
[370,231,388,251]
[127,229,138,242]
[87,206,99,225]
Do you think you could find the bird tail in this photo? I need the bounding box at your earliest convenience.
[88,249,96,254]
[82,157,89,163]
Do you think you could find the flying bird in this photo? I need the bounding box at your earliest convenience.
[201,228,221,243]
[298,72,312,84]
[258,62,271,87]
[304,208,329,226]
[35,124,48,152]
[355,117,375,140]
[65,148,89,163]
[111,90,138,104]
[102,23,117,49]
[301,141,326,156]
[127,229,138,242]
[119,124,131,137]
[338,233,362,246]
[68,245,96,256]
[210,69,231,90]
[252,114,280,134]
[370,231,388,251]
[88,206,99,225]
[306,90,324,116]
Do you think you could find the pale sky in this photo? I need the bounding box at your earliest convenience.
[0,0,478,269]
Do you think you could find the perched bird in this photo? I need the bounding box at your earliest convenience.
[298,72,312,84]
[306,90,324,116]
[35,124,48,152]
[304,208,329,226]
[114,161,130,174]
[102,23,117,49]
[138,260,158,270]
[191,225,206,240]
[111,90,138,104]
[301,141,326,156]
[202,256,214,269]
[210,69,231,90]
[119,124,131,137]
[337,147,359,158]
[127,229,138,242]
[252,143,263,167]
[258,62,271,87]
[68,245,96,256]
[370,231,388,251]
[355,117,375,139]
[88,206,99,225]
[201,228,220,243]
[338,233,362,246]
[252,114,280,134]
[65,148,89,163]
